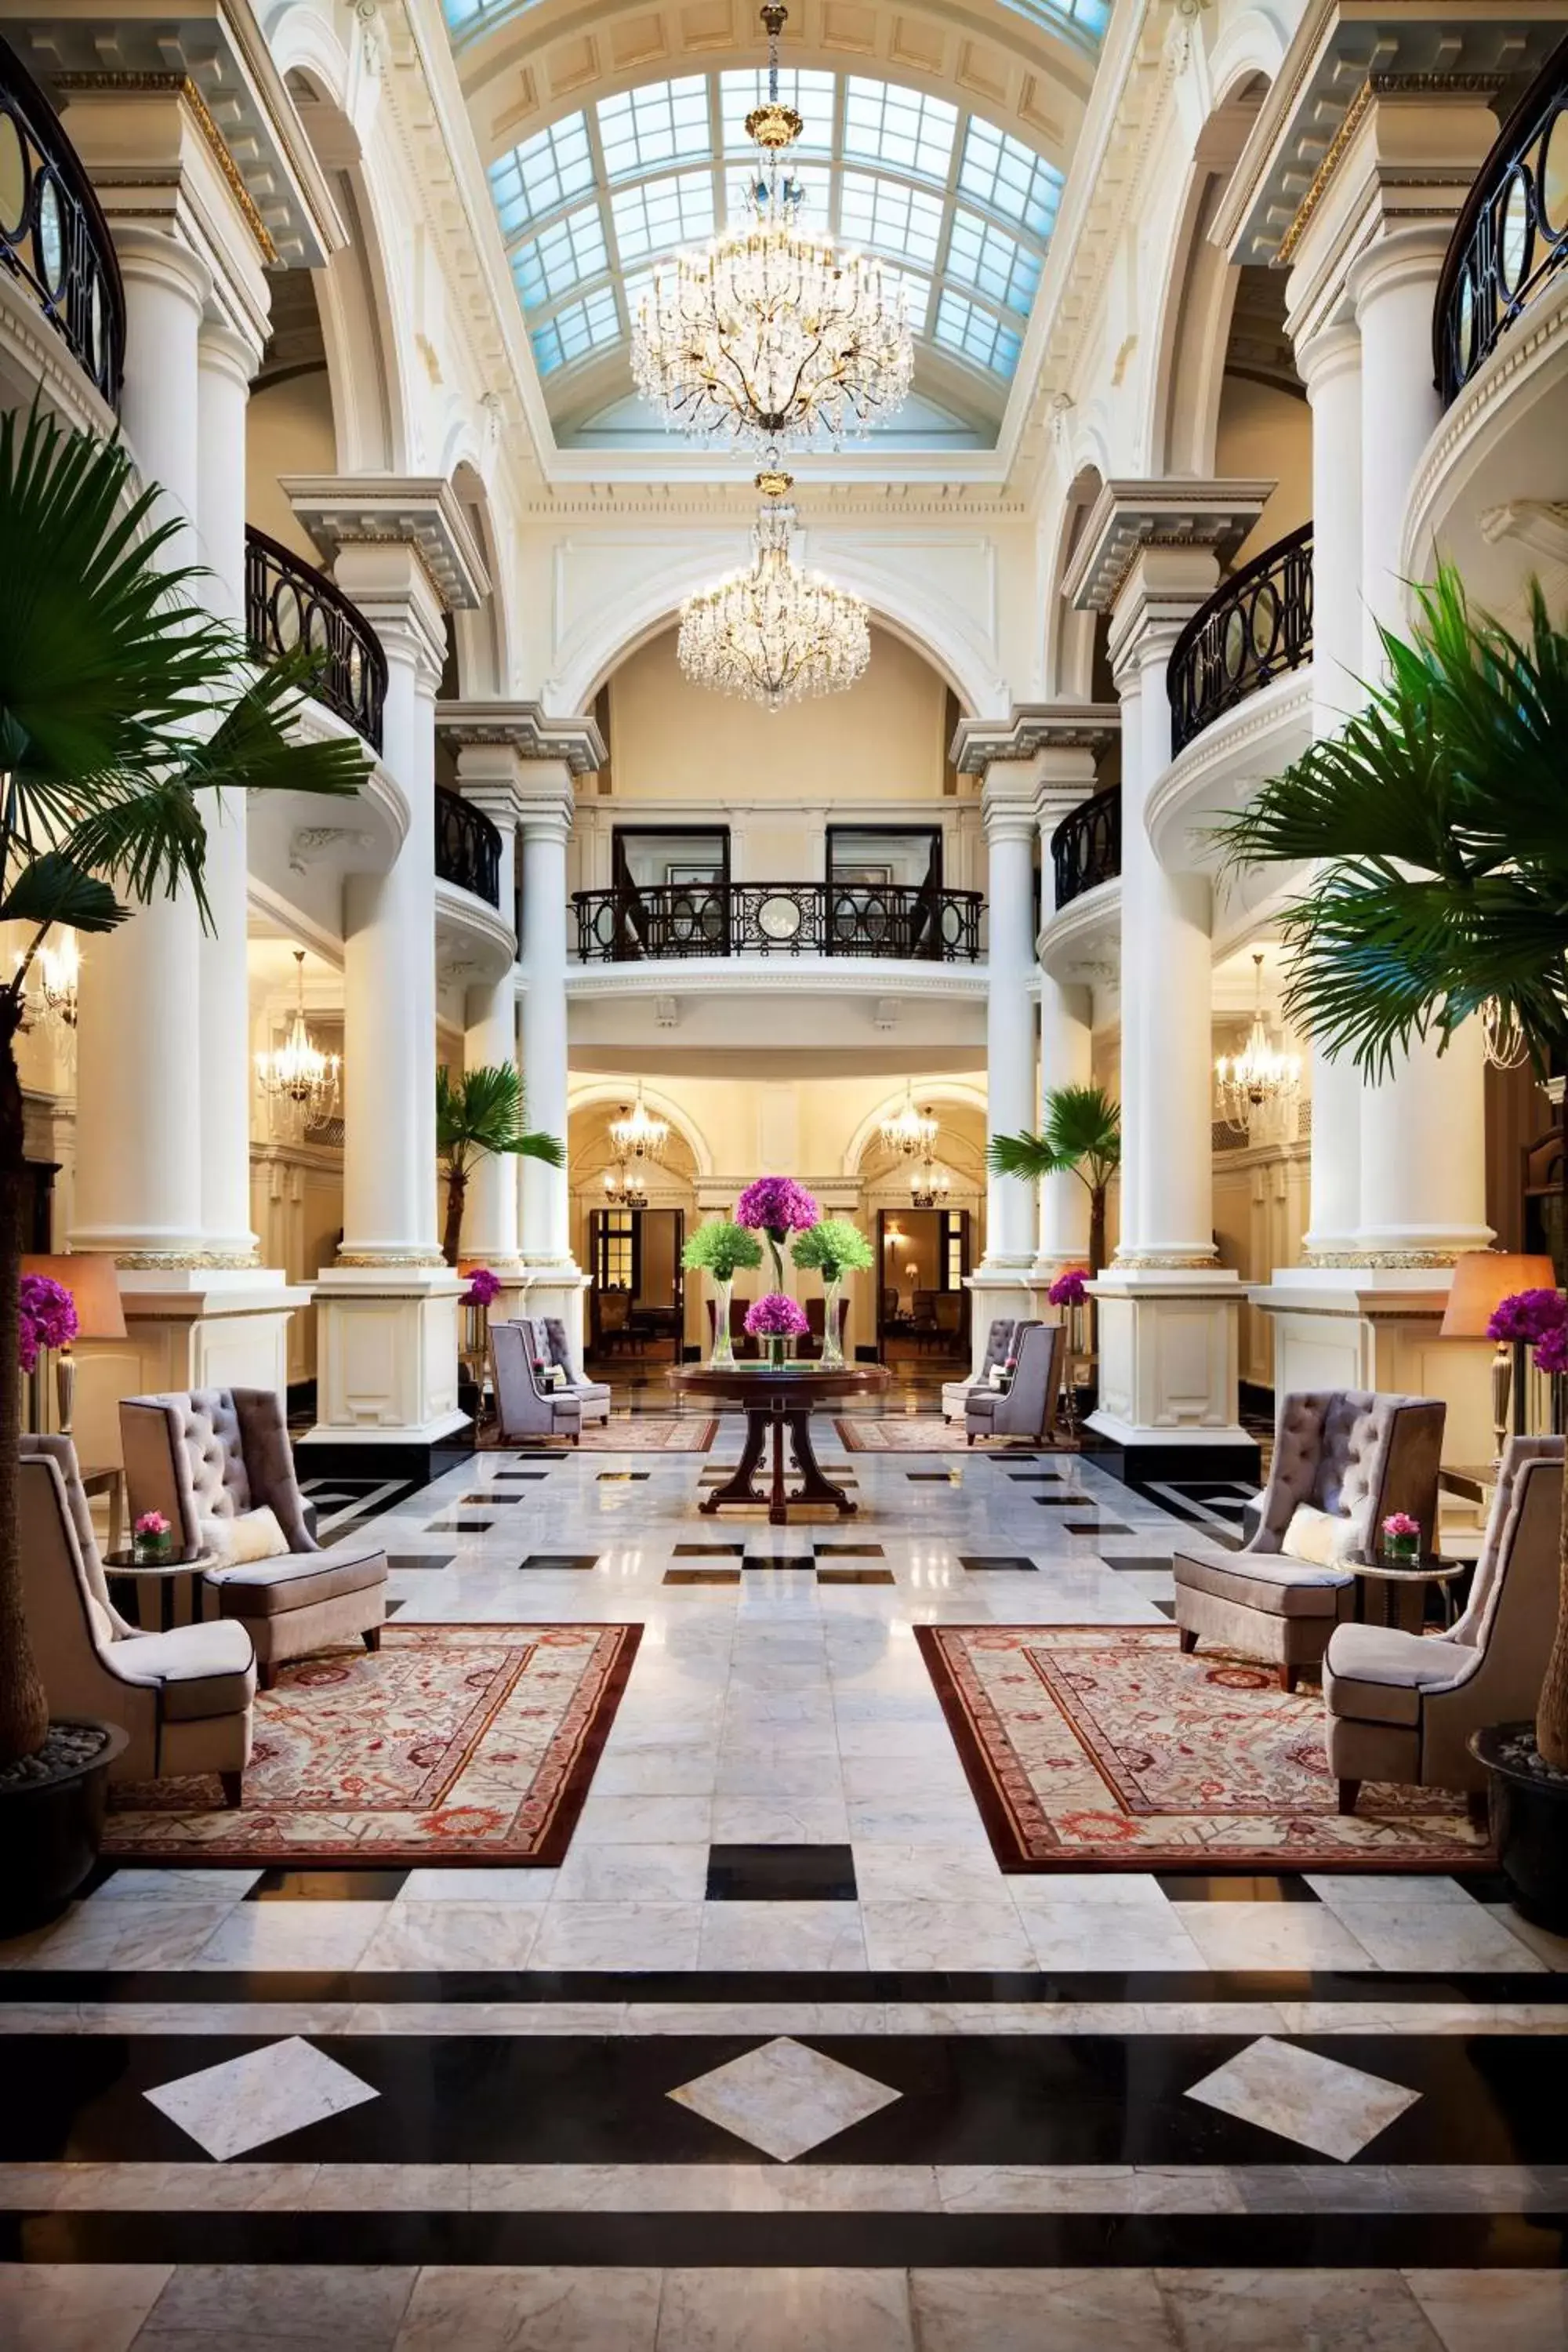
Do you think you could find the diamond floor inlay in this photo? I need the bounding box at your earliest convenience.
[144,2037,379,2162]
[1185,2036,1421,2162]
[666,2036,902,2161]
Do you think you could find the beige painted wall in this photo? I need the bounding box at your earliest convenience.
[1216,376,1312,570]
[247,372,336,563]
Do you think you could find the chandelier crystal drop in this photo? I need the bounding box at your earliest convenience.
[255,950,341,1127]
[630,5,913,452]
[608,1083,670,1167]
[1214,953,1301,1134]
[678,471,870,710]
[880,1083,940,1161]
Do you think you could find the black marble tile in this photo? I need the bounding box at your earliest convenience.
[814,1542,885,1556]
[706,1842,858,1900]
[672,1543,746,1557]
[245,1869,410,1904]
[1031,1495,1083,1505]
[817,1566,896,1584]
[386,1555,456,1574]
[597,1472,650,1483]
[907,1471,960,1483]
[1156,1874,1321,1903]
[1101,1555,1179,1574]
[384,1597,408,1620]
[1152,1599,1176,1619]
[517,1555,602,1572]
[484,1473,550,1483]
[743,1557,816,1571]
[664,1569,741,1585]
[959,1555,1037,1573]
[1065,1522,1132,1535]
[423,1519,493,1534]
[459,1492,523,1506]
[1008,1473,1065,1484]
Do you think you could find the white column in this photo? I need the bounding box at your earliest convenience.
[195,320,263,1265]
[1348,227,1490,1265]
[978,778,1038,1270]
[1111,666,1144,1254]
[1033,753,1098,1276]
[517,779,576,1276]
[71,229,211,1264]
[453,753,522,1272]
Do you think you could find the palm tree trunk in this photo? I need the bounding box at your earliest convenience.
[1535,1133,1568,1768]
[1088,1185,1106,1279]
[0,1013,47,1765]
[441,1167,467,1269]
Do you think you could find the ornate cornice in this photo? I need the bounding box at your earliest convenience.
[437,699,606,774]
[283,477,492,612]
[950,702,1120,775]
[1062,480,1272,614]
[53,71,279,263]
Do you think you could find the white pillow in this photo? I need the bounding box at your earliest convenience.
[1281,1502,1361,1568]
[202,1505,289,1566]
[986,1365,1012,1391]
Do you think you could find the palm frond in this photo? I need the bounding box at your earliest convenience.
[988,1131,1060,1181]
[178,648,369,807]
[437,1064,566,1170]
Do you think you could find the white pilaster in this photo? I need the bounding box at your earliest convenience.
[1033,746,1102,1278]
[978,775,1040,1270]
[517,776,578,1279]
[450,742,524,1275]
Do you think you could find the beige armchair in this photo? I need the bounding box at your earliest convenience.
[1172,1390,1446,1690]
[1325,1437,1563,1813]
[120,1389,387,1690]
[20,1435,254,1804]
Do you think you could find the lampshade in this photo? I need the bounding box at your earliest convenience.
[1439,1250,1559,1339]
[20,1252,126,1341]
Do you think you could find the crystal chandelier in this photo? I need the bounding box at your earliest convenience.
[255,950,341,1126]
[602,1153,648,1207]
[880,1084,939,1161]
[16,927,80,1036]
[1482,996,1530,1072]
[908,1152,950,1210]
[630,5,913,452]
[679,471,870,710]
[1215,953,1301,1134]
[608,1083,669,1167]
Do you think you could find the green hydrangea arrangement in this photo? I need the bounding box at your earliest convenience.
[791,1218,874,1282]
[682,1220,764,1281]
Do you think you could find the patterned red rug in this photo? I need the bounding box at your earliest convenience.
[103,1622,641,1867]
[916,1624,1488,1875]
[479,1417,718,1453]
[834,1415,1076,1454]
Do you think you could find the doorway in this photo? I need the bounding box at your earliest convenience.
[587,1207,686,1361]
[876,1207,971,1363]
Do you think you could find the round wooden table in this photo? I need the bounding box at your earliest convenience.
[669,1363,890,1525]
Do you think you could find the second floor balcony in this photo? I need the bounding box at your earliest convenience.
[245,526,388,753]
[436,785,502,909]
[1167,523,1314,757]
[572,879,985,964]
[1051,786,1120,913]
[0,32,123,408]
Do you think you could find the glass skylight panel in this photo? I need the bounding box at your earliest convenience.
[935,286,1022,376]
[958,118,1062,241]
[946,208,1041,314]
[532,284,620,375]
[611,171,716,263]
[488,114,595,239]
[510,202,608,309]
[838,170,945,270]
[842,78,957,183]
[597,77,710,179]
[719,67,835,155]
[881,267,931,336]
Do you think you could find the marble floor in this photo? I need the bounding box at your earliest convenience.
[4,1388,1566,2347]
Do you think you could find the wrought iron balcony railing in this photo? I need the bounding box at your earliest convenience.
[244,526,387,752]
[1167,523,1314,757]
[573,880,984,964]
[0,34,124,406]
[1436,37,1568,404]
[1051,786,1120,913]
[436,785,501,909]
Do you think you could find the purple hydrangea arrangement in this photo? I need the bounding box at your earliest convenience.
[465,1268,503,1308]
[1537,1323,1568,1379]
[1487,1288,1566,1345]
[744,1294,810,1338]
[735,1176,820,1287]
[18,1274,78,1374]
[1048,1268,1089,1308]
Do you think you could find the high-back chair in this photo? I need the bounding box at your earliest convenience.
[120,1388,387,1691]
[1325,1437,1563,1810]
[1171,1389,1446,1690]
[965,1323,1065,1446]
[20,1434,255,1803]
[524,1316,611,1423]
[942,1317,1036,1423]
[491,1320,583,1445]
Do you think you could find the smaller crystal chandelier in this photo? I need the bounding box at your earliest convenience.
[16,927,80,1036]
[1215,953,1301,1134]
[255,950,341,1126]
[602,1153,648,1207]
[678,472,870,710]
[880,1084,939,1161]
[608,1083,669,1168]
[1482,996,1530,1072]
[908,1152,950,1210]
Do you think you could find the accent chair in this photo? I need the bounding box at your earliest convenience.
[965,1322,1065,1446]
[524,1315,611,1424]
[491,1319,583,1445]
[942,1318,1036,1423]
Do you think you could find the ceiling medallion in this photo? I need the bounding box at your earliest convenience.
[678,470,870,710]
[630,4,913,451]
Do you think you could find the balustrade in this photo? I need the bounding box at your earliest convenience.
[244,526,388,751]
[1050,786,1120,913]
[0,34,124,406]
[572,880,983,963]
[435,785,502,909]
[1167,524,1314,757]
[1436,38,1568,404]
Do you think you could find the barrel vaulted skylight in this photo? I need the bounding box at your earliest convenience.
[480,68,1070,448]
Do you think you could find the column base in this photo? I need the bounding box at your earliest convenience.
[305,1264,470,1454]
[72,1268,308,1470]
[964,1261,1058,1376]
[1250,1263,1493,1464]
[515,1259,590,1362]
[1085,1266,1258,1481]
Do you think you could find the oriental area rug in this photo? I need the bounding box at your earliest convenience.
[103,1622,641,1868]
[916,1624,1488,1875]
[835,1415,1077,1454]
[479,1417,718,1453]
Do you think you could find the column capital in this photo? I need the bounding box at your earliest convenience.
[110,220,212,314]
[1104,543,1229,682]
[1295,318,1361,401]
[949,702,1118,775]
[1061,478,1271,615]
[979,771,1038,845]
[516,770,576,844]
[437,699,606,775]
[321,539,448,692]
[198,315,263,390]
[285,476,492,612]
[1347,218,1456,316]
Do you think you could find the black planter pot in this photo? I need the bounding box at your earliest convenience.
[0,1718,127,1936]
[1472,1721,1568,1933]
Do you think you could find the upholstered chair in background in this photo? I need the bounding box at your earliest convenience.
[1171,1390,1446,1690]
[942,1319,1036,1423]
[521,1316,611,1424]
[491,1320,583,1445]
[120,1389,387,1690]
[1325,1436,1563,1813]
[20,1435,255,1803]
[965,1323,1065,1446]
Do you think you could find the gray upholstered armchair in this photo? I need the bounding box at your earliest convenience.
[942,1319,1037,1423]
[491,1319,583,1444]
[965,1323,1065,1446]
[1172,1389,1446,1690]
[524,1316,610,1424]
[20,1435,255,1802]
[120,1389,387,1690]
[1325,1437,1563,1812]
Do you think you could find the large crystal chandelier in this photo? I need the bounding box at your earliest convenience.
[679,471,870,709]
[1215,953,1301,1134]
[880,1084,939,1161]
[630,5,913,452]
[256,950,341,1127]
[608,1083,669,1167]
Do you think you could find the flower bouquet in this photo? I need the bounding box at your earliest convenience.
[683,1219,764,1368]
[1488,1287,1568,1442]
[1381,1511,1421,1567]
[18,1273,77,1376]
[745,1291,809,1370]
[133,1510,174,1566]
[735,1178,821,1291]
[791,1217,873,1368]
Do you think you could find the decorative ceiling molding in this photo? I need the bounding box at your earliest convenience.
[950,699,1120,771]
[1061,477,1272,612]
[285,475,492,609]
[437,698,608,771]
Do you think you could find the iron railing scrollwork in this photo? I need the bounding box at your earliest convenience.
[572,880,984,963]
[1436,37,1568,405]
[244,526,388,752]
[1167,523,1314,757]
[0,34,124,406]
[1051,786,1121,913]
[435,785,501,909]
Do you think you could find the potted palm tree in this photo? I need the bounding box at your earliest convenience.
[1216,566,1568,1920]
[435,1063,564,1269]
[989,1083,1122,1276]
[0,405,370,1928]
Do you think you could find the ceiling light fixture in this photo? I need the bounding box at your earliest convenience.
[255,950,341,1127]
[608,1083,670,1167]
[678,470,870,709]
[1214,953,1301,1134]
[880,1083,940,1161]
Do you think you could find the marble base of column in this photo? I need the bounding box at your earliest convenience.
[963,1262,1055,1376]
[1249,1265,1494,1468]
[516,1259,591,1366]
[1084,1266,1258,1482]
[303,1265,470,1480]
[71,1269,310,1471]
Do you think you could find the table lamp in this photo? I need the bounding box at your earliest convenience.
[20,1252,126,1437]
[1440,1250,1559,1457]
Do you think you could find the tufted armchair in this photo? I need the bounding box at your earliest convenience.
[942,1319,1038,1423]
[20,1435,255,1802]
[1325,1437,1563,1812]
[1172,1389,1446,1690]
[491,1320,583,1444]
[119,1389,387,1690]
[965,1323,1065,1446]
[524,1316,611,1424]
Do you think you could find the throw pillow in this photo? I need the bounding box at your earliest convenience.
[203,1505,289,1566]
[986,1367,1012,1392]
[1281,1503,1360,1568]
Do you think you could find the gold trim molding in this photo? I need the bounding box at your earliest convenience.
[54,72,280,265]
[1278,72,1508,266]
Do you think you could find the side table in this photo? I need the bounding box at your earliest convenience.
[1352,1555,1471,1635]
[103,1548,215,1633]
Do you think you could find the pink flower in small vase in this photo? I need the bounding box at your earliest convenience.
[135,1512,171,1538]
[1381,1512,1420,1541]
[743,1293,810,1338]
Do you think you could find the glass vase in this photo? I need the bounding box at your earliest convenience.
[820,1278,844,1369]
[1384,1533,1420,1567]
[710,1276,737,1370]
[768,1336,789,1370]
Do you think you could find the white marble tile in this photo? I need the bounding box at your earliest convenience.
[654,2268,914,2352]
[1171,1901,1377,1972]
[394,2265,662,2350]
[1014,1905,1206,1974]
[710,1795,853,1845]
[1305,1874,1478,1910]
[909,2267,1181,2351]
[91,1869,263,1904]
[136,2262,416,2346]
[860,1898,1036,1972]
[357,1904,541,1972]
[528,1900,704,1972]
[1404,2268,1568,2352]
[191,1903,384,1973]
[697,1901,868,1971]
[1485,1904,1568,1969]
[397,1869,558,1904]
[849,1844,1008,1905]
[554,1842,711,1903]
[667,2034,902,2161]
[0,2264,173,2352]
[1316,1900,1547,1973]
[144,2037,379,2161]
[591,1745,721,1796]
[569,1794,714,1844]
[1153,2267,1447,2350]
[1185,2035,1421,2162]
[1,1898,241,1973]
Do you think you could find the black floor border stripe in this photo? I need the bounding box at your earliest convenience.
[3,2210,1566,2268]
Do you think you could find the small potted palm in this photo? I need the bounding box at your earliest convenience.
[1217,567,1568,1921]
[0,406,369,1928]
[990,1083,1121,1410]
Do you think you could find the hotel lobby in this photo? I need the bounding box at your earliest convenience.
[2,0,1568,2340]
